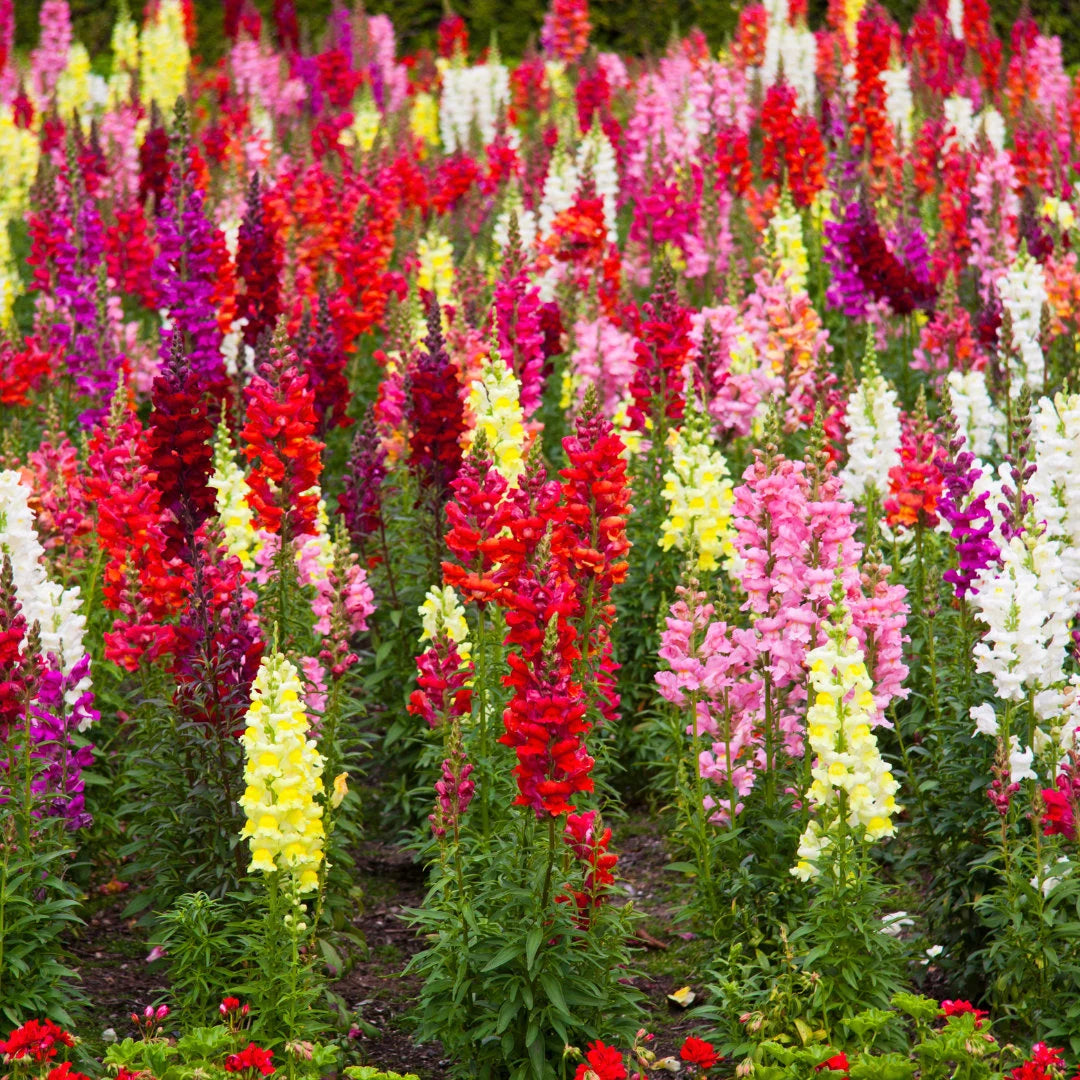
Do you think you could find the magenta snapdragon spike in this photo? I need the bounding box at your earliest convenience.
[152,102,227,403]
[494,228,546,419]
[298,291,350,433]
[935,433,1000,599]
[50,162,122,425]
[430,752,475,840]
[28,654,96,831]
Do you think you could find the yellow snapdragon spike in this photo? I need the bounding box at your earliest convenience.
[240,652,326,892]
[466,349,526,486]
[417,230,455,305]
[659,421,736,572]
[140,0,191,111]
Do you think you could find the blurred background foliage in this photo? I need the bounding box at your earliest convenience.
[13,0,1080,76]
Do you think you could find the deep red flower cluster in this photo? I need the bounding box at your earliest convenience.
[626,274,692,432]
[1041,769,1080,840]
[146,336,217,561]
[241,346,325,537]
[0,1019,75,1063]
[940,998,990,1027]
[680,1036,720,1071]
[1010,1043,1065,1080]
[0,336,52,408]
[407,307,465,506]
[224,1042,275,1076]
[760,81,825,209]
[573,1041,626,1080]
[236,173,283,349]
[561,810,617,907]
[408,638,473,730]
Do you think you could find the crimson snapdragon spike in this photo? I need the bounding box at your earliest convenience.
[0,555,41,734]
[626,267,691,432]
[147,334,217,562]
[338,410,387,550]
[885,408,943,532]
[297,289,350,434]
[241,335,325,538]
[406,301,465,509]
[236,172,283,349]
[172,536,262,733]
[152,99,228,404]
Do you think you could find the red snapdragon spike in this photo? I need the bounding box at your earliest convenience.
[564,810,618,901]
[86,398,190,670]
[500,555,593,818]
[1041,782,1077,840]
[408,637,473,730]
[407,303,466,507]
[147,334,217,562]
[241,342,325,537]
[46,1063,92,1080]
[558,394,632,616]
[0,335,52,407]
[626,269,692,431]
[0,556,42,736]
[885,422,943,531]
[437,13,468,59]
[680,1036,720,1070]
[27,428,93,574]
[236,172,283,349]
[297,290,351,434]
[339,411,388,546]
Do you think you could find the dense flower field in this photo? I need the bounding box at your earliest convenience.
[5,0,1080,1077]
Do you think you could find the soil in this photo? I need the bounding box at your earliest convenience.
[64,812,714,1079]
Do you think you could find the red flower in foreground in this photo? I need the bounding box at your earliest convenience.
[816,1052,850,1075]
[940,998,990,1028]
[574,1041,626,1080]
[46,1063,92,1080]
[680,1036,719,1070]
[0,1019,75,1063]
[224,1042,275,1076]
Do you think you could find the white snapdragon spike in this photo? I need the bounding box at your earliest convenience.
[839,357,902,503]
[943,95,977,150]
[438,61,510,154]
[947,0,964,38]
[537,146,579,238]
[1029,393,1080,593]
[880,65,913,145]
[493,185,538,253]
[760,0,816,110]
[998,249,1047,389]
[980,107,1006,153]
[946,369,1004,459]
[0,471,90,714]
[970,532,1073,718]
[579,127,620,244]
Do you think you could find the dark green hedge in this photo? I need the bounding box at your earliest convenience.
[14,0,1080,71]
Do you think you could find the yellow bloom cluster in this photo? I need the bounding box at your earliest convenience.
[56,44,93,122]
[0,108,40,328]
[410,92,439,150]
[209,424,257,570]
[659,422,736,573]
[107,15,140,107]
[140,0,191,112]
[792,629,901,882]
[345,93,381,153]
[467,348,526,486]
[419,584,471,661]
[417,230,454,305]
[240,652,326,893]
[768,192,809,294]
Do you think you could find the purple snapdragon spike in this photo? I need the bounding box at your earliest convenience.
[152,100,227,405]
[28,654,96,831]
[339,410,387,547]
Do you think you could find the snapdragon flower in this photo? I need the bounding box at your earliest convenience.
[659,419,736,573]
[839,349,902,504]
[998,249,1048,389]
[466,348,526,486]
[793,597,901,881]
[240,652,326,893]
